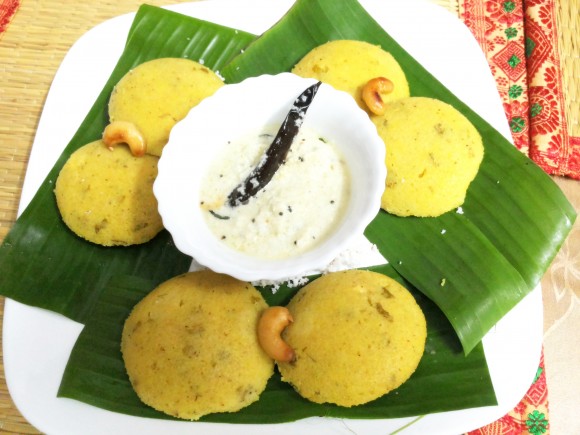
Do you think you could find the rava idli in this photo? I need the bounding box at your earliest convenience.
[292,40,409,114]
[107,57,224,157]
[54,140,162,246]
[276,269,426,407]
[121,271,274,420]
[373,97,484,217]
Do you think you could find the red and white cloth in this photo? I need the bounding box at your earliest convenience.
[460,1,566,432]
[0,0,19,36]
[460,0,580,180]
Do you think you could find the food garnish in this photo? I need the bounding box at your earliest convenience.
[227,81,322,207]
[362,76,394,115]
[102,120,147,157]
[257,306,295,362]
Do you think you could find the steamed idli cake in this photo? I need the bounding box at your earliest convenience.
[54,140,162,246]
[278,269,426,407]
[108,57,224,156]
[373,97,484,217]
[292,40,409,113]
[121,271,274,420]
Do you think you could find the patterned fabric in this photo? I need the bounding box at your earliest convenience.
[525,0,580,178]
[0,0,19,36]
[459,0,563,432]
[459,0,579,179]
[460,0,531,153]
[468,352,550,434]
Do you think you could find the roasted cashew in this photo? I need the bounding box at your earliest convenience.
[102,121,147,157]
[362,77,394,116]
[257,306,295,362]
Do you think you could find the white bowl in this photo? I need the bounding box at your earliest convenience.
[154,73,386,282]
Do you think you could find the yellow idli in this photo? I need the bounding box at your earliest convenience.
[121,271,274,420]
[292,40,409,113]
[373,97,484,217]
[54,140,162,246]
[278,269,426,407]
[108,57,224,156]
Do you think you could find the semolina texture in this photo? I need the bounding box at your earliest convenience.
[278,269,426,407]
[121,270,274,420]
[373,97,484,217]
[54,140,162,246]
[108,57,224,156]
[292,40,409,113]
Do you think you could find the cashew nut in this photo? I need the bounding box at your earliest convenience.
[257,306,295,362]
[102,121,147,157]
[362,77,394,116]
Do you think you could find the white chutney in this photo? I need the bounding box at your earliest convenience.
[199,127,351,259]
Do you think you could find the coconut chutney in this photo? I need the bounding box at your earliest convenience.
[199,127,350,259]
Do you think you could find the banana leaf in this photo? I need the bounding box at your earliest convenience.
[221,0,576,354]
[0,6,255,322]
[58,264,496,422]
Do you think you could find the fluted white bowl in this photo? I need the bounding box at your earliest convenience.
[154,73,386,282]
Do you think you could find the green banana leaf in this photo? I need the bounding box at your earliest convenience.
[0,6,255,322]
[221,0,576,354]
[58,264,496,422]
